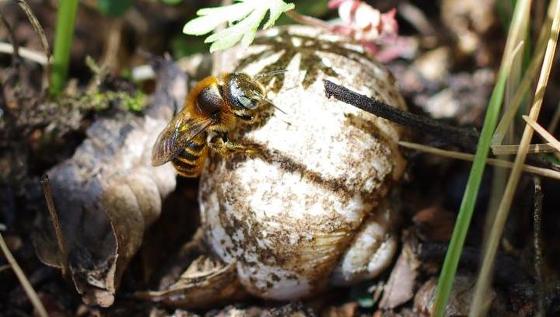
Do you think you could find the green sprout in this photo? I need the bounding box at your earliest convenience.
[183,0,295,52]
[49,0,79,96]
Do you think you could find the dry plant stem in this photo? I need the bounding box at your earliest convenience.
[398,141,560,180]
[17,0,48,55]
[533,177,545,316]
[471,1,560,316]
[100,18,123,71]
[492,0,555,145]
[323,80,480,150]
[503,37,526,145]
[0,233,49,317]
[492,143,557,155]
[0,42,48,65]
[285,10,332,30]
[523,115,560,152]
[488,39,527,241]
[16,0,51,88]
[40,175,68,276]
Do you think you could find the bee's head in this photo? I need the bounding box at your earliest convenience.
[224,73,269,122]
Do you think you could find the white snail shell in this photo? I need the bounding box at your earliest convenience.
[199,26,407,300]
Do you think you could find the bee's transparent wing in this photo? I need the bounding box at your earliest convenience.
[151,115,214,166]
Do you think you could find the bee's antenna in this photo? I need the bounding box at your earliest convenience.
[263,98,288,115]
[266,99,287,115]
[264,98,292,126]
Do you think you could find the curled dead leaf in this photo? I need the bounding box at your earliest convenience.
[32,57,185,307]
[136,254,247,309]
[379,232,420,310]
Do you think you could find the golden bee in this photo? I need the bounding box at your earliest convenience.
[151,73,273,177]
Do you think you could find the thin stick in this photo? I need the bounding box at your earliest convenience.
[523,115,560,152]
[99,18,123,71]
[16,0,51,88]
[16,1,49,57]
[324,79,480,150]
[533,177,545,316]
[40,175,68,275]
[0,42,48,65]
[472,1,560,316]
[0,233,49,317]
[491,143,557,155]
[398,141,560,180]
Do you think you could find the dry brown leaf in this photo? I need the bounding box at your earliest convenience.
[379,233,420,309]
[136,254,247,309]
[32,57,185,307]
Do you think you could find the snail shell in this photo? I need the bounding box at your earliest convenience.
[199,26,407,300]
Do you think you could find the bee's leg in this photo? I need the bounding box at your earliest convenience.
[207,132,258,158]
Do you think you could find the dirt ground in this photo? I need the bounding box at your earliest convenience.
[1,1,560,316]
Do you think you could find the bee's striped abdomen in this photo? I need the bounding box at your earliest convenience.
[171,136,208,177]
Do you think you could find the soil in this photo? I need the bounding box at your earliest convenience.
[1,1,560,316]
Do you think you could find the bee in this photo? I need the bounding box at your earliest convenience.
[151,73,274,177]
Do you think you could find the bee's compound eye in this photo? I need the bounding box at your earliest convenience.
[227,73,264,110]
[237,95,257,109]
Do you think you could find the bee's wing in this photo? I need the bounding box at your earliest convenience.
[151,115,214,166]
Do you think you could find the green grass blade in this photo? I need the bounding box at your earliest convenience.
[470,1,560,315]
[432,0,531,314]
[432,69,509,317]
[49,0,79,96]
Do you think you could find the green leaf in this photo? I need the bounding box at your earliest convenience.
[241,6,268,46]
[196,2,251,17]
[183,2,252,35]
[206,6,265,52]
[183,0,295,52]
[183,14,232,36]
[264,1,294,29]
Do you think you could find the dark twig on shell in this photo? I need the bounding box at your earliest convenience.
[323,79,480,151]
[533,177,545,315]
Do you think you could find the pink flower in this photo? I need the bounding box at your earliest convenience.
[328,0,400,60]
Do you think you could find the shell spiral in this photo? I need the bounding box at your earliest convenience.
[199,26,407,299]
